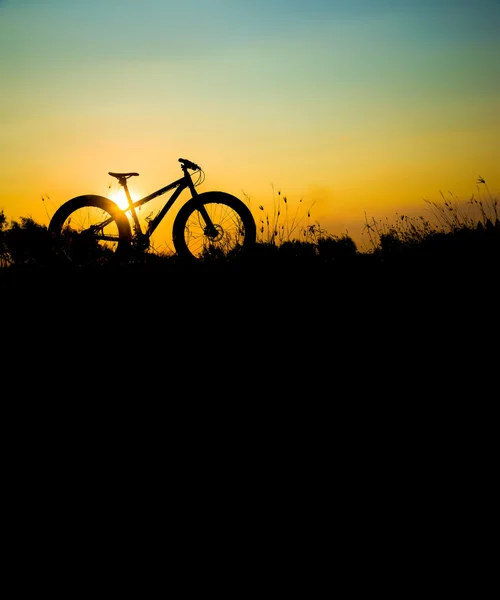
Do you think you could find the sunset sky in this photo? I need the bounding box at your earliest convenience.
[1,0,499,251]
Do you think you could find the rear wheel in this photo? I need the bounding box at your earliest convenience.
[48,195,132,266]
[172,191,256,262]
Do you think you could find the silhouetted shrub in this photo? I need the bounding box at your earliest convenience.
[4,217,50,265]
[316,234,357,262]
[0,209,11,267]
[277,240,317,261]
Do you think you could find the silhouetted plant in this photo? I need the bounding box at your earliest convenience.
[316,233,358,262]
[423,178,499,236]
[363,213,437,253]
[252,185,317,246]
[363,176,499,262]
[276,239,317,261]
[3,216,50,265]
[0,209,12,267]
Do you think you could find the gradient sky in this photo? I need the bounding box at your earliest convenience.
[1,0,499,251]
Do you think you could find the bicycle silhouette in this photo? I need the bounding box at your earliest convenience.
[48,158,256,265]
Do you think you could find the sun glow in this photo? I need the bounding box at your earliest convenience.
[108,186,141,211]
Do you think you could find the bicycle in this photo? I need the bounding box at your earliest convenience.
[48,158,257,265]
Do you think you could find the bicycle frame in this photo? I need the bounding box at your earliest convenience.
[106,164,216,243]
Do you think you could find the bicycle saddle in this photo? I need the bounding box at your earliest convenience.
[108,172,139,179]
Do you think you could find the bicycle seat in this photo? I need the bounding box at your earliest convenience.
[108,172,139,179]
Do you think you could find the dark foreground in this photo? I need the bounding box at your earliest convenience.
[1,253,496,453]
[2,250,496,316]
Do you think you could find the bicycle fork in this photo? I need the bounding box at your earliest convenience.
[197,203,219,238]
[185,177,218,238]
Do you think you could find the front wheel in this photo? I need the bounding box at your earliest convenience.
[48,195,132,267]
[172,191,256,262]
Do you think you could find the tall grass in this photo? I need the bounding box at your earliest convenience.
[247,185,320,245]
[362,177,499,255]
[243,184,359,262]
[425,176,498,231]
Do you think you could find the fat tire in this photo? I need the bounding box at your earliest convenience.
[172,191,256,262]
[48,195,132,266]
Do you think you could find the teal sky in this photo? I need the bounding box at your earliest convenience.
[1,0,499,250]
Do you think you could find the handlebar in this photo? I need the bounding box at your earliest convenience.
[179,158,200,171]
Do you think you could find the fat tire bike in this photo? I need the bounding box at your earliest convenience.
[48,158,256,266]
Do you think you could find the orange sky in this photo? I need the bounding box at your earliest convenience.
[1,0,499,252]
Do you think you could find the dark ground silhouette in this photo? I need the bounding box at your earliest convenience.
[1,212,497,346]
